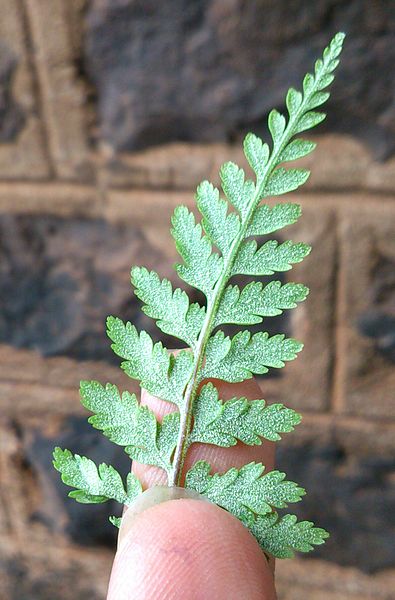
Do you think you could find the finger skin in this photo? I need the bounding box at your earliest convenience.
[108,498,277,600]
[133,377,275,488]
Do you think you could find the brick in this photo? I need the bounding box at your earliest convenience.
[0,542,111,599]
[0,345,129,391]
[99,142,245,190]
[277,558,395,600]
[0,348,137,417]
[25,0,91,180]
[335,202,395,419]
[277,413,395,572]
[106,188,194,223]
[100,133,395,196]
[0,419,34,540]
[0,0,50,179]
[0,182,100,216]
[0,381,82,417]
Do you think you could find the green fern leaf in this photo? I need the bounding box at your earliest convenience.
[268,109,286,146]
[246,203,302,236]
[201,330,303,381]
[220,162,255,218]
[214,280,309,326]
[191,382,301,445]
[106,316,193,406]
[250,513,329,558]
[109,516,122,528]
[264,168,310,197]
[232,239,311,276]
[53,448,141,505]
[80,381,178,475]
[196,180,241,257]
[279,139,316,162]
[295,111,326,133]
[171,205,223,297]
[131,267,205,346]
[243,133,269,176]
[185,461,305,525]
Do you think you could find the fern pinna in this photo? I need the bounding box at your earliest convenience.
[54,33,344,559]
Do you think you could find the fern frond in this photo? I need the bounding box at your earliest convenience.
[54,32,345,560]
[196,180,241,257]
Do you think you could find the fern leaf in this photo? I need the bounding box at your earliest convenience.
[53,448,141,505]
[246,203,302,237]
[220,162,255,218]
[171,205,223,297]
[243,133,270,177]
[80,381,178,475]
[190,382,301,446]
[106,316,193,406]
[131,267,205,346]
[250,513,329,558]
[295,111,326,133]
[232,239,311,276]
[201,330,303,381]
[185,461,305,525]
[214,280,309,326]
[264,168,310,197]
[109,516,122,528]
[279,139,316,162]
[196,180,241,258]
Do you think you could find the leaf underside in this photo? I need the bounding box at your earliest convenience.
[53,32,345,558]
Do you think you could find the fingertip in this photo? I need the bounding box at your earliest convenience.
[108,498,276,600]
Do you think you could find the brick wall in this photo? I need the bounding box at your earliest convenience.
[0,2,394,599]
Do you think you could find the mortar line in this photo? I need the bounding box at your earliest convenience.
[330,205,348,414]
[17,0,56,179]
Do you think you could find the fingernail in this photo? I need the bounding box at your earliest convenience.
[117,486,206,551]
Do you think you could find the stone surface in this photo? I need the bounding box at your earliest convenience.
[276,437,395,573]
[0,213,172,361]
[0,543,111,600]
[0,41,25,141]
[0,182,100,217]
[0,0,49,179]
[276,557,395,600]
[25,0,91,180]
[336,203,395,418]
[85,0,395,157]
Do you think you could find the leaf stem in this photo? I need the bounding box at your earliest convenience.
[169,58,331,487]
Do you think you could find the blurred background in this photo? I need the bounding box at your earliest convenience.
[0,1,394,599]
